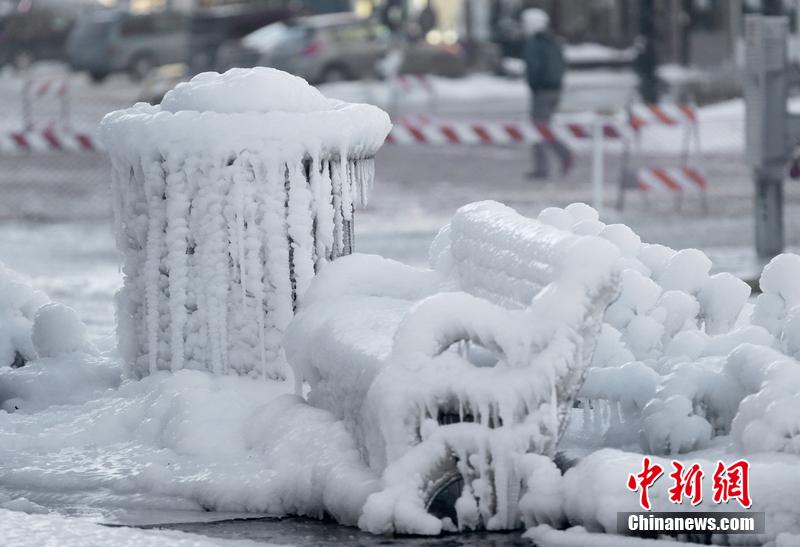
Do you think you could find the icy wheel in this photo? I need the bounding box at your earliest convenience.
[424,467,463,524]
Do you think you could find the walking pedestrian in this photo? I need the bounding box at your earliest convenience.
[522,8,573,179]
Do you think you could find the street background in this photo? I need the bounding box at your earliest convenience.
[2,65,799,343]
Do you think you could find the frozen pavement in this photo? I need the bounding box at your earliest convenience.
[0,508,271,547]
[150,516,534,546]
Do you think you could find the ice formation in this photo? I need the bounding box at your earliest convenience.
[520,205,780,454]
[286,200,622,533]
[753,253,800,359]
[99,68,391,379]
[0,265,114,413]
[31,303,93,358]
[287,199,800,535]
[0,264,90,370]
[531,203,800,466]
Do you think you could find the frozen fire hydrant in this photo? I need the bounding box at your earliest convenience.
[100,68,391,379]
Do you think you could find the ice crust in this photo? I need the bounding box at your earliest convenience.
[100,68,391,160]
[160,68,332,114]
[100,68,390,379]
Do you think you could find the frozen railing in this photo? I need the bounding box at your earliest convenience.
[285,201,621,533]
[100,68,390,379]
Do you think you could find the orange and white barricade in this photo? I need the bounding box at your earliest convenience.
[616,102,707,212]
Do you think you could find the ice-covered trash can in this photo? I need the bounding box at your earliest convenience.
[100,68,391,379]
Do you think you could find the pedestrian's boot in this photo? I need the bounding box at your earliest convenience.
[526,169,549,180]
[555,142,574,176]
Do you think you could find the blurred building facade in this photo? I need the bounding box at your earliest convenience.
[81,0,355,13]
[380,0,780,69]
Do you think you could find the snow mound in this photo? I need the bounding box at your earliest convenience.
[753,253,800,359]
[0,263,49,368]
[529,204,773,456]
[32,303,91,358]
[0,367,380,526]
[161,67,332,114]
[0,265,113,413]
[0,263,92,368]
[731,348,800,455]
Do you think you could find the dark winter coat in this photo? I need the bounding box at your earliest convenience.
[524,31,565,91]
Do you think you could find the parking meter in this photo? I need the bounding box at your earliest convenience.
[744,15,800,258]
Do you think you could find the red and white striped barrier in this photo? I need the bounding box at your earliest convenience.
[396,74,434,94]
[22,74,72,130]
[637,167,706,192]
[629,103,697,130]
[31,78,68,99]
[386,119,627,146]
[385,103,697,147]
[0,128,99,155]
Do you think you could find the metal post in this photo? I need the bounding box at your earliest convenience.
[61,79,71,130]
[763,0,783,15]
[744,15,792,259]
[21,73,32,131]
[754,172,784,256]
[592,114,605,217]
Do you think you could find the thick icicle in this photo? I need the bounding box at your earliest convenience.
[258,155,293,379]
[311,159,335,267]
[330,159,345,257]
[287,160,316,299]
[143,159,167,375]
[164,162,189,372]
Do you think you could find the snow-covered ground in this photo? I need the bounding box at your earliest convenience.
[0,508,270,547]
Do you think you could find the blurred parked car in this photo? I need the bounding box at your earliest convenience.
[217,13,469,84]
[188,1,352,73]
[138,62,189,104]
[67,10,189,82]
[187,5,295,74]
[0,1,76,68]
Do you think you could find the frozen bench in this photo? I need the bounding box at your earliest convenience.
[285,200,621,533]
